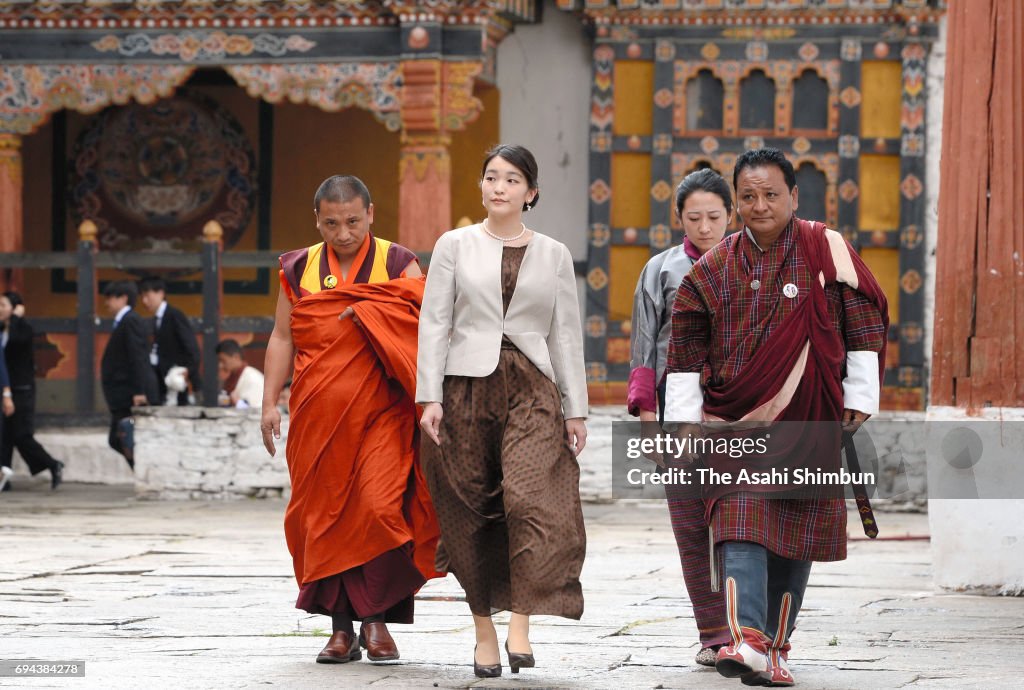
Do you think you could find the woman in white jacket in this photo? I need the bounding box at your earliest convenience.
[417,144,588,679]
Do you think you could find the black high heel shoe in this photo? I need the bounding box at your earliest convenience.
[505,640,536,674]
[473,644,502,678]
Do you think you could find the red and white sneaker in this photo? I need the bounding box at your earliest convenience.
[716,641,770,686]
[766,647,795,687]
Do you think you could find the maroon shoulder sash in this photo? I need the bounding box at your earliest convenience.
[699,220,886,505]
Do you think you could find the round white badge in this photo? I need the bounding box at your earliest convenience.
[783,283,799,299]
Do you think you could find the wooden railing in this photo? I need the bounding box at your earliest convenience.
[0,221,279,414]
[1,221,588,415]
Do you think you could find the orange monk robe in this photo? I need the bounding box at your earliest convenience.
[284,277,442,586]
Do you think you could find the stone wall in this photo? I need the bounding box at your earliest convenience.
[132,407,290,500]
[8,428,134,485]
[12,406,928,509]
[927,406,1024,595]
[578,409,928,511]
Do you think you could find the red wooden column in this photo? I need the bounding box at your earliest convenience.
[399,133,452,253]
[399,59,450,253]
[931,0,1024,408]
[0,133,23,291]
[398,59,483,253]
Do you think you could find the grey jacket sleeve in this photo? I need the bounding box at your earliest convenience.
[629,261,660,372]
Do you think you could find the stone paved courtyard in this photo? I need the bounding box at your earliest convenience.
[3,480,1023,689]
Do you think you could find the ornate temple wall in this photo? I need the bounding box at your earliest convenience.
[19,76,499,413]
[565,8,941,408]
[449,85,501,229]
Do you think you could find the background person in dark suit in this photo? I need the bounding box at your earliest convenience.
[0,292,63,491]
[138,276,202,405]
[0,322,15,492]
[101,281,158,470]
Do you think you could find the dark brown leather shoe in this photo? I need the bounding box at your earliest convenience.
[358,621,400,661]
[316,630,361,664]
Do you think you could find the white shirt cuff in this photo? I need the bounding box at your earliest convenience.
[843,351,880,415]
[664,372,703,426]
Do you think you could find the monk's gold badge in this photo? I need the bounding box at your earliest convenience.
[324,274,338,289]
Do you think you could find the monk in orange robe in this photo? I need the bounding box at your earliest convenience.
[260,175,442,665]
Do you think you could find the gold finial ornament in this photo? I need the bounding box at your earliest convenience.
[203,220,224,242]
[78,219,98,243]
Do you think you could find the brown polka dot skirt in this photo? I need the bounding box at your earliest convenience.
[421,245,586,619]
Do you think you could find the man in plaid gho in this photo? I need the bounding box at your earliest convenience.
[664,148,887,686]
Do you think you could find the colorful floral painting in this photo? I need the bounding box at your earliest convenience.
[70,90,256,261]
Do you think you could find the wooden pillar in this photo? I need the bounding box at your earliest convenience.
[399,133,452,252]
[723,79,740,137]
[398,59,449,253]
[932,0,1024,408]
[200,221,223,407]
[76,220,97,415]
[774,71,793,137]
[397,57,482,252]
[0,133,23,292]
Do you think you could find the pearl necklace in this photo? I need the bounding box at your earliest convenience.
[482,219,527,243]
